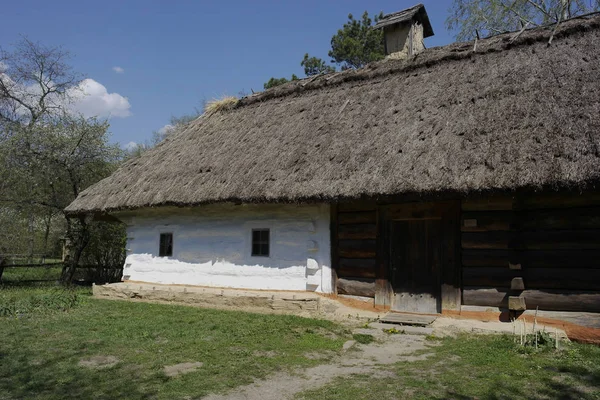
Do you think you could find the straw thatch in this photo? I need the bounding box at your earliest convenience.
[67,15,600,214]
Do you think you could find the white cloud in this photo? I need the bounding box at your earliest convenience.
[123,141,138,151]
[0,61,7,73]
[112,66,125,74]
[70,79,132,118]
[158,124,175,135]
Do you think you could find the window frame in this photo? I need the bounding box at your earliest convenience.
[159,232,173,257]
[251,228,270,257]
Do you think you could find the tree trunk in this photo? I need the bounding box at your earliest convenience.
[561,0,571,20]
[61,215,90,284]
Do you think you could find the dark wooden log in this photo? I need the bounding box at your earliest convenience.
[337,277,376,298]
[462,287,600,312]
[461,211,513,232]
[441,200,461,310]
[337,259,377,279]
[462,196,514,211]
[338,211,377,225]
[461,208,600,232]
[338,201,377,212]
[463,267,600,290]
[462,230,600,250]
[462,249,600,268]
[462,192,600,212]
[338,239,377,258]
[338,224,377,240]
[517,192,600,210]
[375,206,392,307]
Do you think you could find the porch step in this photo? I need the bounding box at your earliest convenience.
[379,312,438,327]
[367,322,434,336]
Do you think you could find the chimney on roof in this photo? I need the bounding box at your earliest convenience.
[374,4,434,60]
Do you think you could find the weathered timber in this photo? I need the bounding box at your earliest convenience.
[461,207,600,232]
[462,249,600,268]
[337,258,377,278]
[462,267,600,290]
[375,206,391,307]
[338,224,377,240]
[508,296,526,311]
[338,211,377,225]
[462,287,600,312]
[462,196,514,211]
[337,277,376,298]
[338,201,377,212]
[517,192,600,210]
[462,192,600,212]
[441,200,461,310]
[511,277,525,291]
[461,211,513,231]
[462,230,600,250]
[338,239,377,258]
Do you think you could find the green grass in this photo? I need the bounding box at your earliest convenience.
[1,265,63,283]
[0,288,348,399]
[0,285,86,316]
[296,335,600,400]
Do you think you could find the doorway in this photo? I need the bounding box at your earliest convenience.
[390,218,442,314]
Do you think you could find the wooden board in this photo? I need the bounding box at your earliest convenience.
[338,211,377,225]
[380,312,438,326]
[337,277,376,298]
[390,219,441,314]
[462,230,600,250]
[461,207,600,232]
[337,224,377,240]
[462,287,600,312]
[337,258,377,279]
[338,239,377,258]
[462,267,600,290]
[462,249,600,268]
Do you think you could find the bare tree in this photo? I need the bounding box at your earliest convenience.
[0,38,80,128]
[446,0,600,41]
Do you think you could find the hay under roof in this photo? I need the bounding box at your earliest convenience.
[67,15,600,214]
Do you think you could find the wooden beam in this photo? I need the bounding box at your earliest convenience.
[337,278,376,298]
[375,206,392,307]
[463,287,600,312]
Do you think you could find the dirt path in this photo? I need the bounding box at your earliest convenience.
[203,329,432,400]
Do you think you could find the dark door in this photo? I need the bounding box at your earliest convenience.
[390,219,442,313]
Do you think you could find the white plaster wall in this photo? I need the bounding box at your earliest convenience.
[117,203,333,293]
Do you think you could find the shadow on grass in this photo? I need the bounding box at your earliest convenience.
[0,350,159,399]
[443,358,600,400]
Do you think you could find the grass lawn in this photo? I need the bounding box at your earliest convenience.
[0,287,348,399]
[1,265,63,283]
[2,286,599,400]
[297,334,600,400]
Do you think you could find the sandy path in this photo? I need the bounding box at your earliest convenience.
[203,331,431,400]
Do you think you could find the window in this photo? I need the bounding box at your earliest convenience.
[251,229,270,257]
[159,233,173,257]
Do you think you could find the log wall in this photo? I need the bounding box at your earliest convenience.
[334,202,378,297]
[461,192,600,312]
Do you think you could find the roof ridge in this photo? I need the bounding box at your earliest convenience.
[233,13,600,111]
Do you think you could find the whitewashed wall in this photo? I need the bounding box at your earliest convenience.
[116,203,333,293]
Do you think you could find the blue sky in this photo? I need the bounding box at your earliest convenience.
[1,0,457,148]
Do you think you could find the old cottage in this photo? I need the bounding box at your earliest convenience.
[66,8,600,315]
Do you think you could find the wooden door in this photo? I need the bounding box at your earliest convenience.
[390,219,442,313]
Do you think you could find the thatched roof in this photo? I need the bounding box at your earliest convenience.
[373,3,434,38]
[67,15,600,214]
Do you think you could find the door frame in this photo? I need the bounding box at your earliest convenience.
[375,201,461,311]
